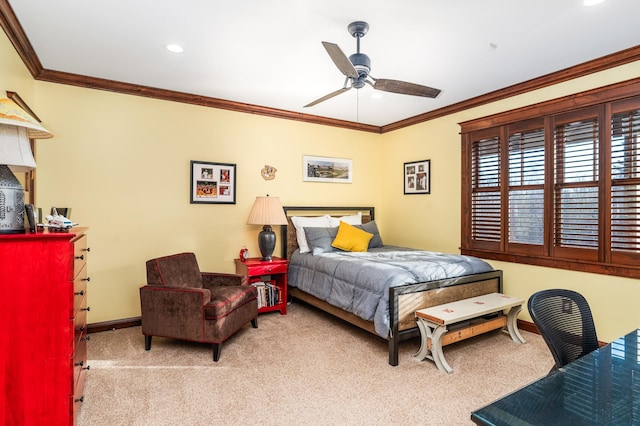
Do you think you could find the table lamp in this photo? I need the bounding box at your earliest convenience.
[247,195,287,261]
[0,98,53,234]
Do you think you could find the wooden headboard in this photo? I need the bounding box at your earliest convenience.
[281,206,375,259]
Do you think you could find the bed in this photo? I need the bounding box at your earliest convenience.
[281,206,503,366]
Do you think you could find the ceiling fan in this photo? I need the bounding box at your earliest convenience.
[304,21,441,108]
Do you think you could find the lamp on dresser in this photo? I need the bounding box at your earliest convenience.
[247,194,287,261]
[0,98,53,233]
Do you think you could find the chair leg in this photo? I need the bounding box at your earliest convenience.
[213,343,222,362]
[144,335,152,350]
[251,317,258,328]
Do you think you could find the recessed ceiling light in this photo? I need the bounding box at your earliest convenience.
[584,0,606,6]
[166,44,184,53]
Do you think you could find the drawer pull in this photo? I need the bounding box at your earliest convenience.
[83,365,91,371]
[75,290,84,296]
[82,277,91,282]
[83,335,91,341]
[75,254,84,260]
[74,361,84,367]
[76,326,84,332]
[82,306,91,312]
[84,247,91,252]
[75,396,84,403]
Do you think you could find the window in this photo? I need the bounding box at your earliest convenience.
[461,82,640,279]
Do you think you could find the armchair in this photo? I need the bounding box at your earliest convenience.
[140,252,258,361]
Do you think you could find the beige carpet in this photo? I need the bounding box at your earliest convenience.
[78,302,552,426]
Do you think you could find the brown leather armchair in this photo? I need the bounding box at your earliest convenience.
[139,252,258,361]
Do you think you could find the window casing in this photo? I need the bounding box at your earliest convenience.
[461,80,640,279]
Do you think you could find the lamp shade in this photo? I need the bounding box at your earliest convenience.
[247,195,287,261]
[247,196,287,226]
[0,124,36,172]
[0,98,53,140]
[0,97,51,234]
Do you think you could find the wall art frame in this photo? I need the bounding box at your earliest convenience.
[404,159,430,194]
[190,160,236,204]
[303,155,353,183]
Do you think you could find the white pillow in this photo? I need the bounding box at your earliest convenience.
[328,211,362,227]
[291,215,332,254]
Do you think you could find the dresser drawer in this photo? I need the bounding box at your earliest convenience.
[73,367,88,424]
[73,234,88,279]
[73,267,88,316]
[73,327,88,384]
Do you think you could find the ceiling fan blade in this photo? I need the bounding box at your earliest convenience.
[304,87,352,108]
[322,42,359,79]
[372,78,441,98]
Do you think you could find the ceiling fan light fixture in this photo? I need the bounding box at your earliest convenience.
[348,53,371,75]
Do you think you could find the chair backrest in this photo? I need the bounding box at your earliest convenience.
[146,252,203,288]
[528,289,599,370]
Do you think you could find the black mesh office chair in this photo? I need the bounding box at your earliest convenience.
[528,289,599,372]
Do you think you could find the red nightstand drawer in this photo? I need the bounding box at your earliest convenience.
[246,262,287,276]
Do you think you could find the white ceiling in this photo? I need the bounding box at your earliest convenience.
[8,0,640,127]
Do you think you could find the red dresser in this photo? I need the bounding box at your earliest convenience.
[0,228,90,425]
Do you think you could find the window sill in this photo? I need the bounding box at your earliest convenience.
[461,249,640,280]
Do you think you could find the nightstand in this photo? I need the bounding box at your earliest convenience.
[235,257,288,315]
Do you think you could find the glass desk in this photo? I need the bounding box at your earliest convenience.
[471,329,640,425]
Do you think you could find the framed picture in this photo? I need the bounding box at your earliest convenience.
[303,155,353,183]
[404,159,430,194]
[190,160,236,204]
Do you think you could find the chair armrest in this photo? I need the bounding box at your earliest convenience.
[202,272,247,288]
[140,285,212,307]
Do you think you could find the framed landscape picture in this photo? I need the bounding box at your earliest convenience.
[404,159,430,194]
[303,155,352,183]
[190,160,236,204]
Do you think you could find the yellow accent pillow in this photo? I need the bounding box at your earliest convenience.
[331,221,374,252]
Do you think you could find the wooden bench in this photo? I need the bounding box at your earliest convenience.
[414,292,526,374]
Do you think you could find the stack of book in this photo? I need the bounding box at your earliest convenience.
[251,281,282,308]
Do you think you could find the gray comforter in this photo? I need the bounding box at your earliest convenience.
[288,246,494,337]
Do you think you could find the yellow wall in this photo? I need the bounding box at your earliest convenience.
[31,82,383,323]
[0,31,35,100]
[2,27,639,342]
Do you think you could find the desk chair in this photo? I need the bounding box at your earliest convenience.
[528,289,599,371]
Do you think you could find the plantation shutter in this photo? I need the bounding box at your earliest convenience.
[610,103,640,264]
[461,85,640,279]
[507,122,545,254]
[470,133,501,249]
[553,109,600,261]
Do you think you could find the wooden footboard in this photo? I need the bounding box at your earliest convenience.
[388,270,502,366]
[289,271,502,366]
